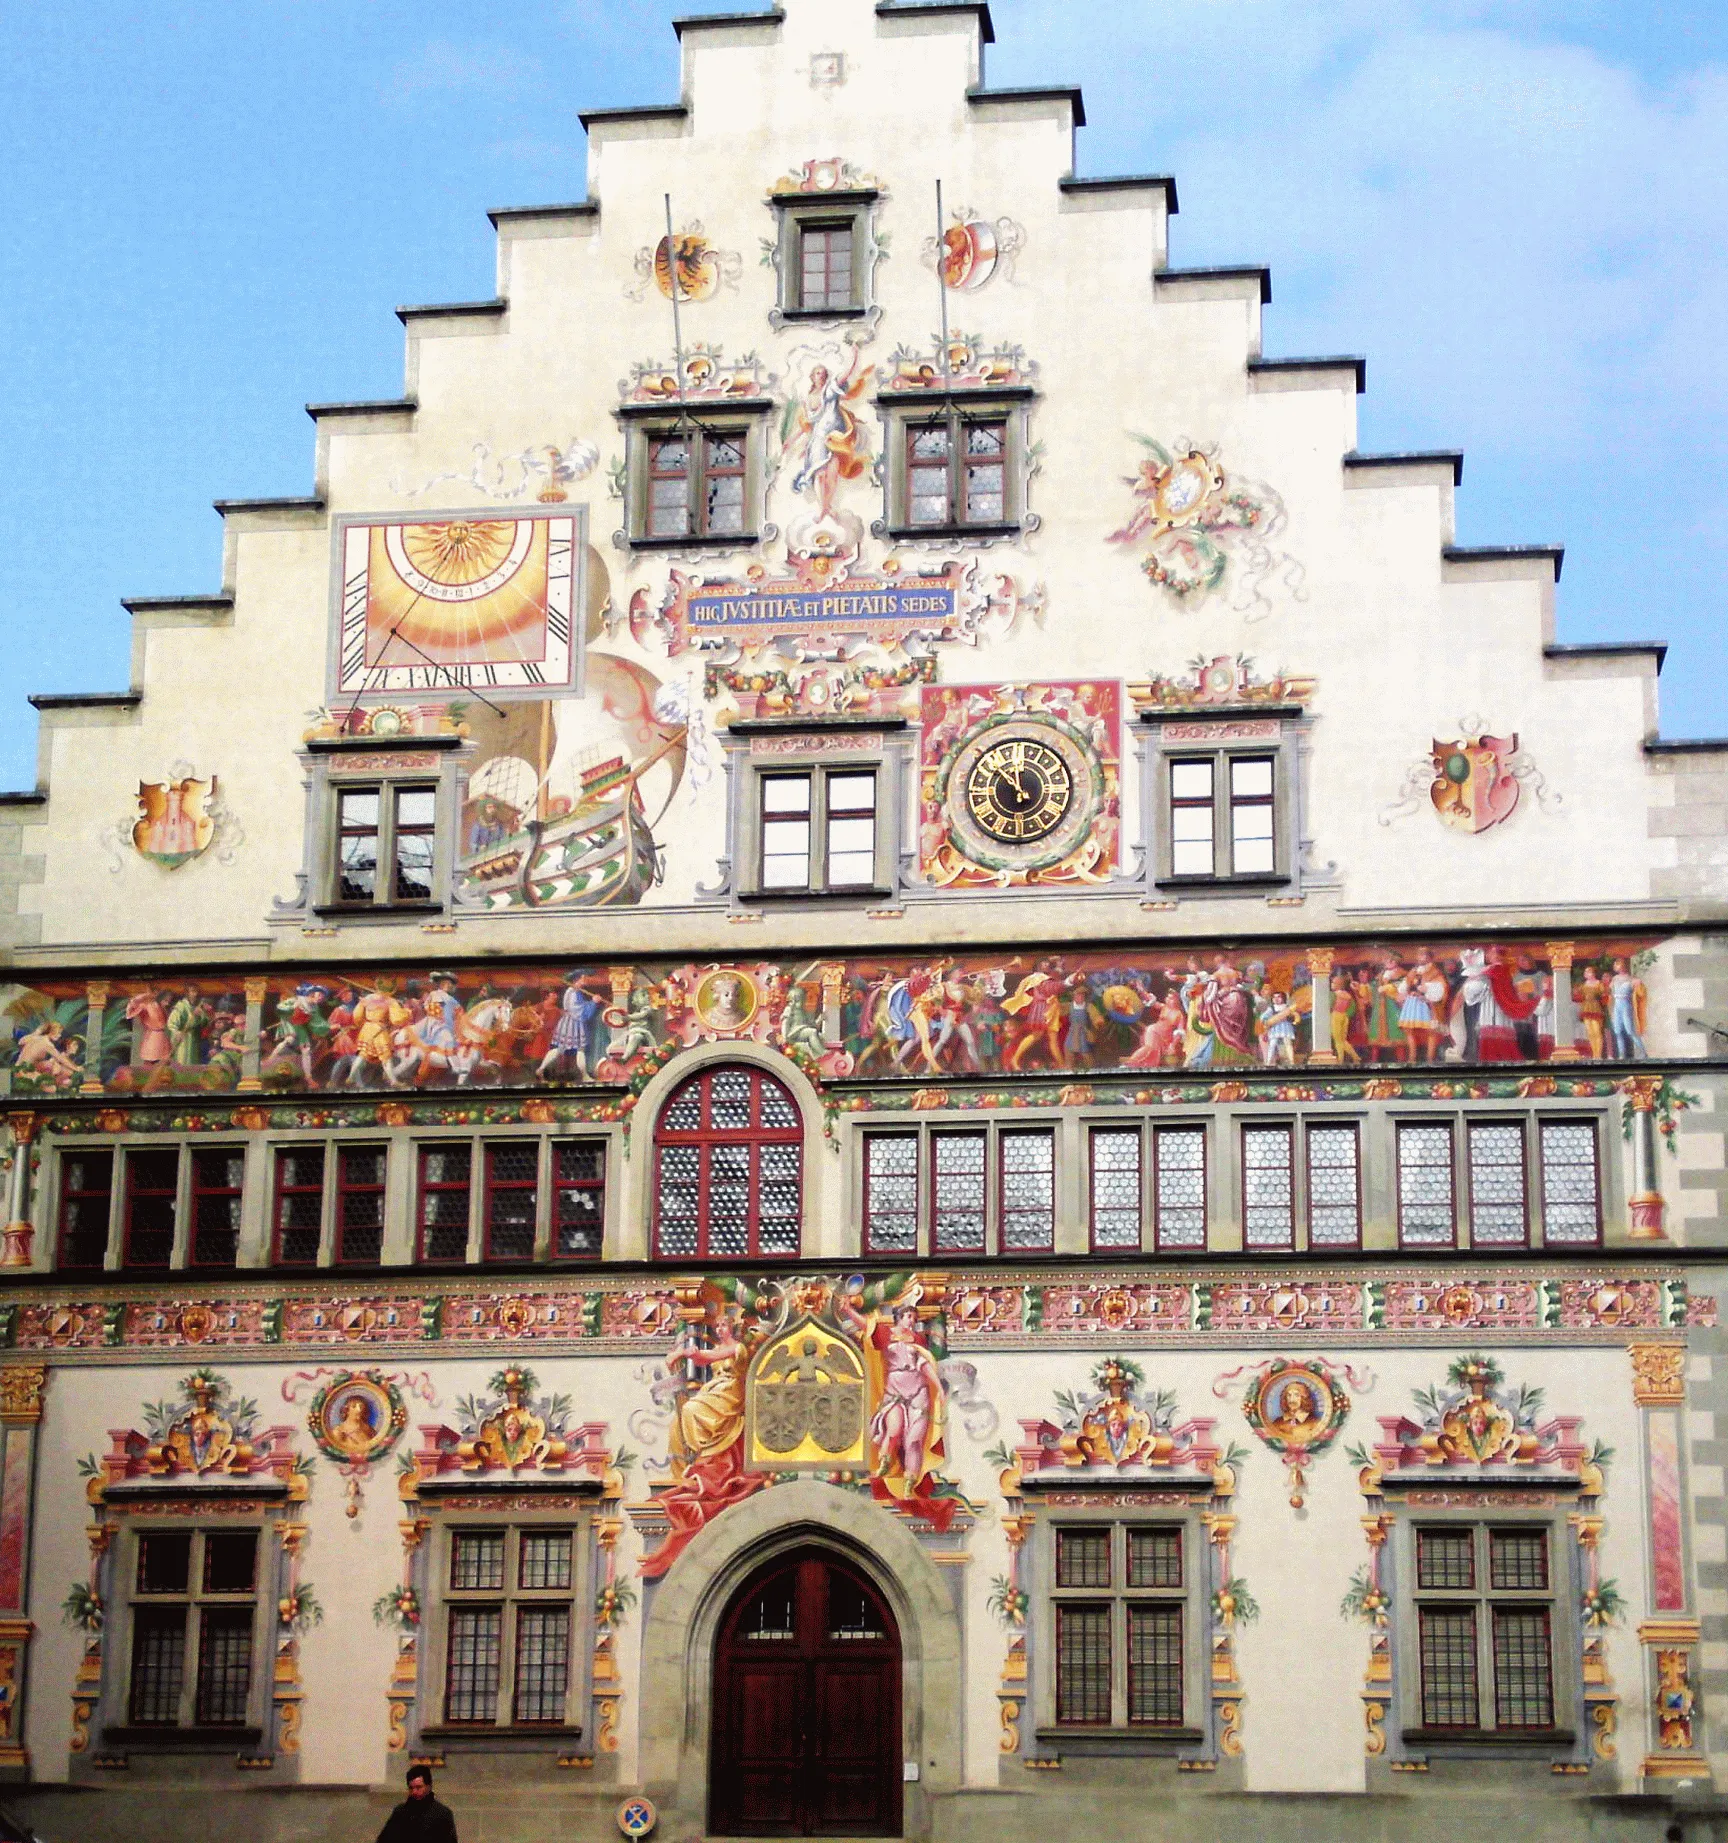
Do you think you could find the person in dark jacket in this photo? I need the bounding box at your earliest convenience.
[376,1763,459,1843]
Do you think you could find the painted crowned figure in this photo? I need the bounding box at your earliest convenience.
[837,1280,957,1530]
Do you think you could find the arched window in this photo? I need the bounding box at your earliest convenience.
[653,1065,803,1260]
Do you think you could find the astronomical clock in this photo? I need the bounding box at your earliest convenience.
[334,511,579,698]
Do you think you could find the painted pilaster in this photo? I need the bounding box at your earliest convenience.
[0,1363,49,1777]
[1547,942,1580,1061]
[238,975,269,1091]
[1306,948,1337,1065]
[78,983,108,1095]
[0,1115,37,1268]
[1624,1076,1669,1242]
[1630,1342,1709,1784]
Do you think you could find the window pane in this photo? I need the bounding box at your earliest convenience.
[554,1140,605,1259]
[1127,1527,1182,1589]
[195,1607,254,1725]
[1419,1607,1479,1728]
[762,776,812,816]
[1000,1129,1055,1252]
[1154,1126,1206,1249]
[1492,1608,1554,1728]
[1127,1604,1183,1726]
[1417,1527,1476,1590]
[1056,1528,1111,1589]
[758,1077,799,1130]
[396,788,436,829]
[1468,1121,1527,1246]
[451,1531,506,1592]
[446,1607,502,1724]
[864,1134,919,1254]
[191,1147,244,1268]
[1170,762,1213,801]
[124,1148,179,1270]
[519,1531,573,1591]
[932,1131,986,1253]
[706,471,745,535]
[513,1606,571,1724]
[757,1141,801,1257]
[394,830,435,902]
[485,1141,539,1261]
[1241,1124,1294,1249]
[1090,1127,1142,1250]
[710,1067,752,1130]
[1230,759,1273,799]
[203,1531,258,1594]
[1055,1605,1111,1725]
[137,1530,192,1595]
[59,1148,114,1271]
[129,1607,186,1726]
[708,1143,751,1257]
[337,1143,386,1264]
[654,1144,700,1258]
[419,1143,473,1262]
[827,773,875,814]
[1398,1123,1455,1247]
[1306,1124,1361,1248]
[828,1577,886,1641]
[740,1578,796,1640]
[1489,1528,1548,1591]
[1540,1120,1600,1245]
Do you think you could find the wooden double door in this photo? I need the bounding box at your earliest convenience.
[710,1549,903,1837]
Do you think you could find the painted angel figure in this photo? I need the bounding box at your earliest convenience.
[784,344,873,519]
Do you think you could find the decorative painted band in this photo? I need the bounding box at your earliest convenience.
[0,1268,1713,1358]
[1,935,1668,1102]
[0,1069,1699,1143]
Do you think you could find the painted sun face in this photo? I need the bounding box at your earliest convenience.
[336,513,578,695]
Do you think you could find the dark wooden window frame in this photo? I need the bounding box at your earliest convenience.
[121,1146,180,1271]
[329,780,441,911]
[1536,1115,1603,1248]
[1395,1119,1458,1251]
[1239,1119,1296,1252]
[651,1066,804,1262]
[334,1142,388,1266]
[56,1146,115,1273]
[550,1138,607,1261]
[1465,1117,1530,1250]
[1151,1122,1208,1253]
[861,1129,921,1257]
[482,1140,540,1263]
[417,1141,474,1265]
[271,1143,326,1267]
[1087,1123,1145,1254]
[188,1145,245,1270]
[1303,1120,1364,1251]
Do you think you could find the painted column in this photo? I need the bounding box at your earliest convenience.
[1306,948,1337,1065]
[1624,1076,1668,1242]
[0,1362,49,1777]
[1547,942,1580,1061]
[1629,1342,1707,1785]
[238,975,269,1092]
[821,963,846,1048]
[0,1116,36,1268]
[606,967,635,1059]
[78,983,108,1095]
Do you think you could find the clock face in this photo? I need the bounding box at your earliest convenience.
[942,716,1100,873]
[965,737,1074,843]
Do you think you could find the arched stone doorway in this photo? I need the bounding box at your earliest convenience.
[638,1481,963,1840]
[710,1546,903,1836]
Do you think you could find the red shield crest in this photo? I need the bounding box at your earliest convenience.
[1430,734,1520,834]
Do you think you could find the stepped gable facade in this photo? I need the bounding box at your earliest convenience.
[1,4,1727,1839]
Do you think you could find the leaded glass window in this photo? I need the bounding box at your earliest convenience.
[1241,1123,1294,1249]
[1305,1123,1361,1248]
[1397,1122,1455,1248]
[1153,1125,1206,1250]
[652,1066,803,1260]
[1539,1120,1600,1245]
[1468,1121,1527,1246]
[442,1525,581,1731]
[1089,1127,1142,1251]
[1412,1523,1558,1735]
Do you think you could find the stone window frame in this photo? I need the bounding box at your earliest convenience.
[1136,710,1322,897]
[83,1495,300,1774]
[405,1128,613,1267]
[852,1107,1073,1260]
[765,189,885,332]
[718,721,913,912]
[48,1136,262,1276]
[1385,1495,1583,1758]
[276,734,466,926]
[1389,1104,1617,1253]
[617,399,777,555]
[874,389,1036,544]
[411,1497,601,1753]
[1022,1495,1214,1757]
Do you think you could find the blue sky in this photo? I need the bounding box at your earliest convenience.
[2,1,1726,791]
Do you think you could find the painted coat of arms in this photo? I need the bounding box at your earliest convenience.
[133,774,216,868]
[1430,734,1521,834]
